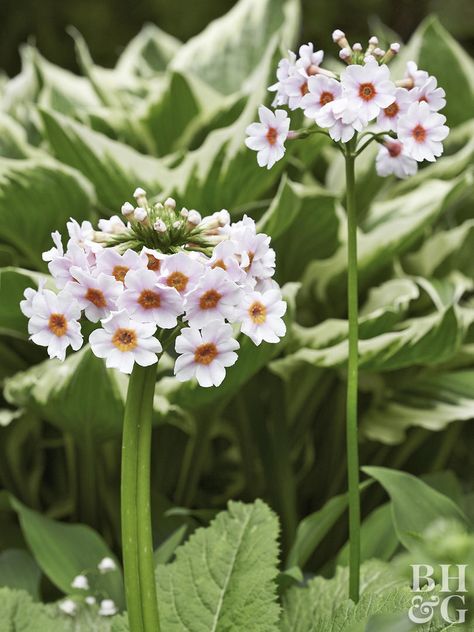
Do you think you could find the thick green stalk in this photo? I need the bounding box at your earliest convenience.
[121,363,160,632]
[345,146,361,603]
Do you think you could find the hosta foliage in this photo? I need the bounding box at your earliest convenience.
[0,0,473,627]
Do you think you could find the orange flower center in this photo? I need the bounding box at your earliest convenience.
[418,96,428,103]
[166,271,189,293]
[266,127,278,146]
[146,254,161,272]
[194,342,218,365]
[248,301,267,324]
[412,124,426,143]
[112,328,137,352]
[212,259,227,271]
[112,265,129,282]
[319,91,334,106]
[85,288,107,308]
[48,313,68,337]
[300,82,309,96]
[384,102,399,118]
[199,289,222,310]
[138,289,161,310]
[359,82,376,101]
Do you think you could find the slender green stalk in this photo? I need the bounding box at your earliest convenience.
[344,144,361,603]
[121,363,160,632]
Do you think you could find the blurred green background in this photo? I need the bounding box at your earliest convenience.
[2,0,474,76]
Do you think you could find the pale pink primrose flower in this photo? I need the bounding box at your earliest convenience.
[67,268,122,323]
[296,43,324,75]
[98,215,126,235]
[408,76,446,112]
[268,51,297,106]
[27,289,83,361]
[95,248,147,283]
[89,310,162,374]
[282,69,311,110]
[159,251,204,296]
[141,247,166,274]
[245,105,290,169]
[301,75,342,120]
[397,101,449,162]
[47,241,91,288]
[20,279,46,318]
[184,267,242,328]
[375,139,418,179]
[376,87,411,132]
[235,228,276,281]
[174,321,239,387]
[237,289,287,345]
[42,230,63,262]
[341,59,396,120]
[207,240,247,285]
[118,268,183,327]
[404,61,429,88]
[315,98,366,143]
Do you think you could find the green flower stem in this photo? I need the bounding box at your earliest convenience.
[121,363,161,632]
[344,143,361,603]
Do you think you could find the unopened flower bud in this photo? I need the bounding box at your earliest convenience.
[332,29,349,49]
[121,202,134,217]
[98,557,116,573]
[352,42,363,52]
[59,599,77,616]
[153,219,167,233]
[364,54,376,63]
[180,207,189,218]
[98,599,117,617]
[71,574,89,590]
[134,207,147,222]
[390,42,400,54]
[382,42,400,64]
[187,210,202,226]
[369,36,379,46]
[133,187,146,199]
[154,202,164,212]
[164,197,176,210]
[172,220,181,229]
[339,48,352,62]
[217,209,230,226]
[85,596,96,606]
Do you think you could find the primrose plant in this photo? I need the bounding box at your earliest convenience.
[20,190,286,631]
[245,30,448,604]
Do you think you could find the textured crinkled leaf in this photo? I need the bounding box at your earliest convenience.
[171,0,300,95]
[156,500,280,632]
[0,158,94,268]
[40,109,170,210]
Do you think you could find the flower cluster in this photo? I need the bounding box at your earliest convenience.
[59,557,118,618]
[21,189,286,387]
[246,32,448,178]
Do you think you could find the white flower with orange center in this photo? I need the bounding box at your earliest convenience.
[174,321,239,387]
[283,69,311,110]
[296,43,324,75]
[67,268,122,322]
[142,247,165,274]
[207,240,247,285]
[375,138,418,179]
[184,267,241,328]
[89,310,162,374]
[409,75,446,112]
[159,252,204,296]
[118,268,183,327]
[315,97,366,143]
[397,102,449,162]
[237,289,287,345]
[341,59,396,120]
[95,248,146,283]
[245,105,290,169]
[301,75,341,120]
[231,224,276,281]
[27,289,83,361]
[376,87,411,132]
[47,241,91,289]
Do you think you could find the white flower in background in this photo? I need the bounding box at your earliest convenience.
[207,240,247,285]
[282,69,310,110]
[42,230,64,262]
[341,59,396,120]
[95,248,146,283]
[301,75,342,120]
[397,102,449,162]
[98,599,118,617]
[59,599,78,616]
[296,42,324,74]
[27,290,83,361]
[71,574,89,590]
[67,219,94,247]
[245,105,290,169]
[184,268,242,328]
[85,596,96,606]
[235,228,276,281]
[236,289,287,345]
[409,75,446,112]
[404,61,429,87]
[67,269,122,323]
[174,322,239,387]
[98,215,126,235]
[268,51,297,106]
[118,269,183,327]
[375,139,418,179]
[376,87,411,132]
[89,311,162,374]
[159,251,204,295]
[98,557,117,573]
[47,242,91,289]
